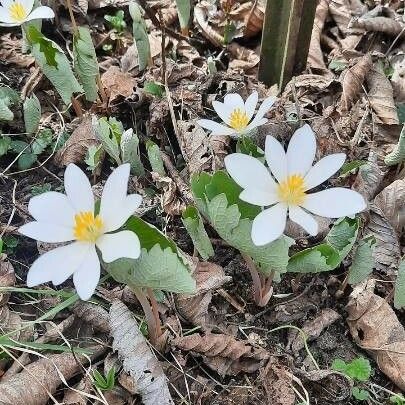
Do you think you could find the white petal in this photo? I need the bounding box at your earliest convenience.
[212,101,232,125]
[287,124,316,176]
[289,205,318,236]
[1,1,13,8]
[252,203,287,246]
[245,117,267,132]
[26,242,89,287]
[265,135,288,182]
[64,164,94,213]
[224,153,277,193]
[21,0,34,13]
[302,188,367,218]
[73,246,100,300]
[0,5,13,23]
[244,91,258,121]
[24,5,54,21]
[239,188,279,207]
[223,93,245,112]
[28,191,75,227]
[197,119,235,136]
[19,221,74,243]
[304,153,346,190]
[96,230,141,263]
[102,194,142,232]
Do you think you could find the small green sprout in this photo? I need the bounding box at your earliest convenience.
[390,394,405,404]
[104,10,126,33]
[92,367,116,391]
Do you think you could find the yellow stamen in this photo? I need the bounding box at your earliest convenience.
[73,212,104,242]
[229,108,249,131]
[9,2,28,22]
[277,174,306,206]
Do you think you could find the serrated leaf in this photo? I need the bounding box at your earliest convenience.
[182,206,214,260]
[129,2,150,71]
[27,26,83,105]
[144,81,164,98]
[73,27,99,102]
[348,237,376,285]
[120,128,145,176]
[0,99,14,121]
[32,129,53,155]
[394,257,405,309]
[93,116,121,164]
[18,153,37,170]
[146,140,165,175]
[191,171,293,276]
[287,217,359,273]
[0,86,19,122]
[332,357,371,382]
[23,94,41,134]
[352,387,369,401]
[0,136,11,156]
[175,0,190,32]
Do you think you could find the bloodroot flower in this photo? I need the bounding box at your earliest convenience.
[225,124,366,246]
[19,164,142,300]
[197,91,277,137]
[0,0,54,26]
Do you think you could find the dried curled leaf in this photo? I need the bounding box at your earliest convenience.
[366,64,399,125]
[172,333,269,376]
[109,300,174,405]
[339,54,372,111]
[194,3,224,47]
[175,261,231,329]
[101,66,136,105]
[244,0,264,38]
[351,16,405,36]
[0,348,105,405]
[347,288,405,390]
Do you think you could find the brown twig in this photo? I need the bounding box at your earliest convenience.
[65,0,78,34]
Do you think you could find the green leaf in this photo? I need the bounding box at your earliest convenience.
[10,140,29,153]
[104,10,126,32]
[332,357,372,382]
[287,217,359,273]
[348,237,375,285]
[146,140,165,175]
[223,21,236,44]
[32,129,53,155]
[0,99,14,121]
[144,81,164,98]
[174,0,190,32]
[352,387,369,401]
[23,94,41,134]
[18,153,37,170]
[339,160,367,177]
[92,368,115,391]
[0,136,11,156]
[236,137,265,159]
[191,171,293,276]
[85,144,103,173]
[27,26,83,105]
[328,59,348,72]
[394,257,405,309]
[390,394,405,404]
[182,206,214,260]
[93,116,121,164]
[385,124,405,166]
[0,86,19,121]
[398,103,405,124]
[120,128,145,176]
[73,27,99,102]
[129,2,150,71]
[31,183,52,196]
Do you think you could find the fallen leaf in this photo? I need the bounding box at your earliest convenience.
[346,288,405,391]
[54,115,101,167]
[288,308,340,353]
[351,16,405,36]
[101,66,137,105]
[172,333,269,376]
[0,34,35,68]
[109,300,174,405]
[0,259,15,306]
[391,53,405,103]
[175,261,231,329]
[244,0,265,38]
[63,378,92,405]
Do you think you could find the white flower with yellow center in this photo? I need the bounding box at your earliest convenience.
[225,124,367,246]
[0,0,54,26]
[197,91,277,137]
[19,163,142,300]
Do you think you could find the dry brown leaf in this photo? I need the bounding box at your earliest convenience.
[339,54,372,111]
[0,347,105,405]
[172,333,270,376]
[63,378,92,405]
[0,259,15,306]
[0,34,35,68]
[308,0,330,72]
[244,0,265,38]
[366,63,399,125]
[228,43,260,73]
[54,115,101,167]
[347,287,405,390]
[259,358,295,405]
[288,308,340,353]
[391,53,405,103]
[101,66,137,105]
[194,3,224,47]
[351,16,405,36]
[175,261,231,329]
[109,300,174,405]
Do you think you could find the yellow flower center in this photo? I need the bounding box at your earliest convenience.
[9,2,28,22]
[229,108,249,131]
[73,212,104,242]
[277,174,306,206]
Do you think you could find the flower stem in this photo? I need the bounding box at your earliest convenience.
[147,287,162,338]
[242,253,263,306]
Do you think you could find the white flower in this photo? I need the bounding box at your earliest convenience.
[225,124,367,246]
[197,91,277,137]
[0,0,54,26]
[19,163,142,300]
